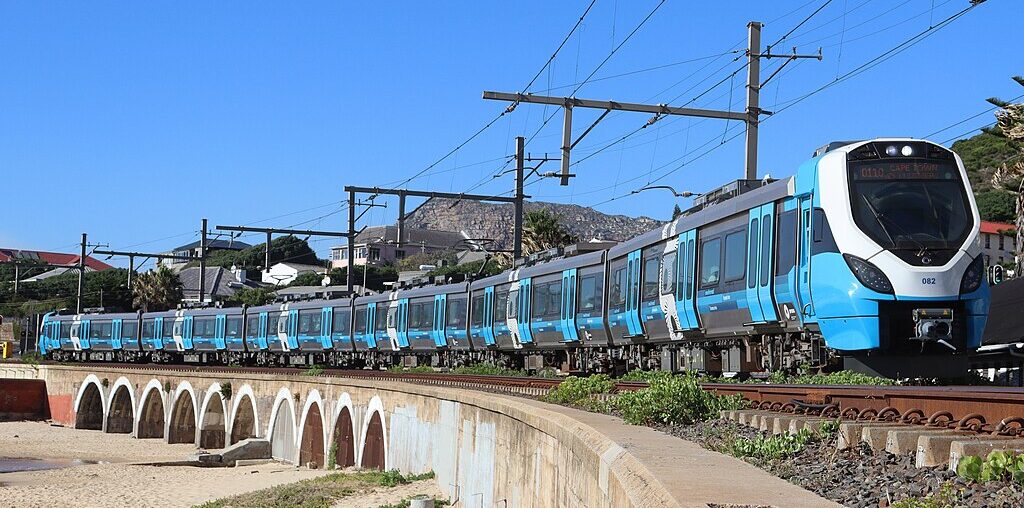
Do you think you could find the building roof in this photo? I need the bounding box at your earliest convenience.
[272,262,327,273]
[0,248,113,271]
[22,266,99,282]
[177,266,262,300]
[335,226,469,251]
[981,221,1016,235]
[171,239,251,252]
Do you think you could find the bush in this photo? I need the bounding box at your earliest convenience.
[787,370,896,386]
[957,450,1024,484]
[451,363,526,377]
[378,469,435,487]
[729,428,818,462]
[619,370,674,383]
[614,372,739,425]
[541,375,615,411]
[304,364,325,377]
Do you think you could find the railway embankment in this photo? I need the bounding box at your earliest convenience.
[1,363,836,507]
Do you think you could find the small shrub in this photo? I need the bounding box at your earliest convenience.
[614,372,734,425]
[452,363,526,377]
[541,375,615,408]
[304,364,325,377]
[20,351,42,367]
[101,377,109,388]
[788,370,895,386]
[729,428,818,462]
[619,370,674,383]
[219,381,232,400]
[327,441,338,470]
[890,482,959,508]
[164,380,172,393]
[377,469,435,488]
[957,450,1024,484]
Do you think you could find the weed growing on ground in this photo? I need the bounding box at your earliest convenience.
[195,470,437,508]
[378,470,435,487]
[728,428,818,462]
[451,363,527,377]
[614,372,743,425]
[890,482,959,508]
[957,450,1024,485]
[388,365,435,374]
[540,374,615,411]
[327,441,338,470]
[303,364,325,377]
[788,370,896,386]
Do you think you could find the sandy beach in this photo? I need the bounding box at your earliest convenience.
[0,422,443,508]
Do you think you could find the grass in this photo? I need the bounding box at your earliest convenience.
[194,470,435,508]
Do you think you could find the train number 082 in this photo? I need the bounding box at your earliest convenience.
[921,278,937,285]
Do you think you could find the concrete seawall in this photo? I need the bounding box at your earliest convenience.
[1,364,836,508]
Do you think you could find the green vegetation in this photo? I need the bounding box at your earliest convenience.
[304,364,325,377]
[786,370,896,386]
[194,235,320,271]
[890,483,959,508]
[957,450,1024,485]
[388,365,435,374]
[540,374,615,411]
[976,189,1018,223]
[522,208,577,255]
[131,265,184,312]
[451,363,526,377]
[729,428,818,461]
[378,496,450,508]
[194,470,435,508]
[219,381,232,400]
[613,372,746,426]
[326,441,338,470]
[225,286,276,306]
[0,264,134,316]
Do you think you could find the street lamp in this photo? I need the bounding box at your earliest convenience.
[631,185,700,198]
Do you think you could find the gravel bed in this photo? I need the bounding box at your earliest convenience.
[660,419,1024,508]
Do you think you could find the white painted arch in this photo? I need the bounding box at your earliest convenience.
[228,383,261,440]
[329,392,357,466]
[166,380,200,441]
[103,376,137,422]
[73,374,106,417]
[357,395,388,469]
[267,386,299,463]
[199,382,230,440]
[296,389,329,465]
[135,378,167,437]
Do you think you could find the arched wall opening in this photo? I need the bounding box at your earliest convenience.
[360,411,385,470]
[137,389,165,439]
[75,383,103,430]
[200,395,226,449]
[105,385,134,434]
[168,393,197,444]
[299,402,325,468]
[332,406,356,468]
[270,401,296,463]
[230,394,256,444]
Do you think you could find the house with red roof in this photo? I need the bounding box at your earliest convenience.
[979,221,1018,267]
[0,248,113,271]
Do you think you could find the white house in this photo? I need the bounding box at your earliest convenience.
[261,262,327,286]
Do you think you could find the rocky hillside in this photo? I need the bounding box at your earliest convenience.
[404,198,665,250]
[952,132,1020,223]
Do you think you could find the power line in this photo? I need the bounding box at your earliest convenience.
[922,93,1024,139]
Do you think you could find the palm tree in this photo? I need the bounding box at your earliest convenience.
[522,208,577,256]
[132,266,183,311]
[989,76,1024,274]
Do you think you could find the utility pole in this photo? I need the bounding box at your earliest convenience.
[484,21,821,182]
[91,249,193,293]
[77,233,86,314]
[347,189,356,293]
[514,136,525,260]
[199,218,208,304]
[745,22,762,180]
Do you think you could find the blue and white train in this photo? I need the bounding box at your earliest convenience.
[38,139,990,377]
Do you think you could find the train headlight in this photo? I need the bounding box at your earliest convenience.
[959,255,984,294]
[901,145,914,156]
[885,145,898,157]
[844,254,894,294]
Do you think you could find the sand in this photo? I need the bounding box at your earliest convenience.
[0,422,444,508]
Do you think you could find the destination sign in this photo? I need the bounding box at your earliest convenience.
[850,161,956,181]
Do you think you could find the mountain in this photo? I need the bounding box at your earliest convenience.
[951,132,1020,223]
[404,198,665,251]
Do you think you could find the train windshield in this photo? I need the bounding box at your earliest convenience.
[848,159,971,250]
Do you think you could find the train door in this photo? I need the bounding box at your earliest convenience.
[182,315,194,350]
[73,319,87,350]
[674,232,695,331]
[756,204,779,322]
[393,299,407,350]
[321,307,333,349]
[482,286,496,346]
[153,318,164,350]
[257,312,269,350]
[746,210,766,323]
[215,315,227,350]
[506,280,524,349]
[625,249,644,338]
[516,278,534,346]
[285,308,298,351]
[431,294,448,348]
[659,244,680,337]
[364,303,378,349]
[560,269,579,343]
[796,196,815,319]
[112,319,123,349]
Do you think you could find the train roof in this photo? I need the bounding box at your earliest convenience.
[518,250,605,278]
[396,281,469,299]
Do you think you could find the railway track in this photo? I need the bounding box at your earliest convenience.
[13,360,1024,435]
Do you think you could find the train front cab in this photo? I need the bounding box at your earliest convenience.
[808,140,988,377]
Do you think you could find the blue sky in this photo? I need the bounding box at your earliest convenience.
[2,0,1018,268]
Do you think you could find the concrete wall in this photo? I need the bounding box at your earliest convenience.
[2,364,672,508]
[0,379,49,420]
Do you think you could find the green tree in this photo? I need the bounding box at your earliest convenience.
[976,190,1017,222]
[522,208,577,255]
[672,204,683,219]
[325,265,398,292]
[131,266,183,311]
[287,271,324,287]
[225,286,275,307]
[192,235,320,271]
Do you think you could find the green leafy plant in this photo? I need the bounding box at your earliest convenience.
[614,372,741,425]
[451,363,527,377]
[327,441,338,470]
[957,450,1024,484]
[377,469,435,488]
[541,375,615,411]
[729,428,819,462]
[304,364,325,377]
[219,381,232,400]
[890,483,959,508]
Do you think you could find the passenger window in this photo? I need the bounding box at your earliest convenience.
[122,320,138,339]
[246,316,260,338]
[579,275,598,312]
[776,210,797,276]
[747,220,759,289]
[299,310,321,335]
[608,258,626,307]
[332,309,351,335]
[724,231,747,282]
[531,283,548,318]
[700,239,722,287]
[494,290,509,321]
[508,290,519,319]
[545,282,562,318]
[354,310,367,334]
[471,295,484,327]
[661,252,676,295]
[141,320,155,340]
[642,256,660,301]
[446,298,467,327]
[686,239,695,295]
[225,318,243,338]
[375,306,388,332]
